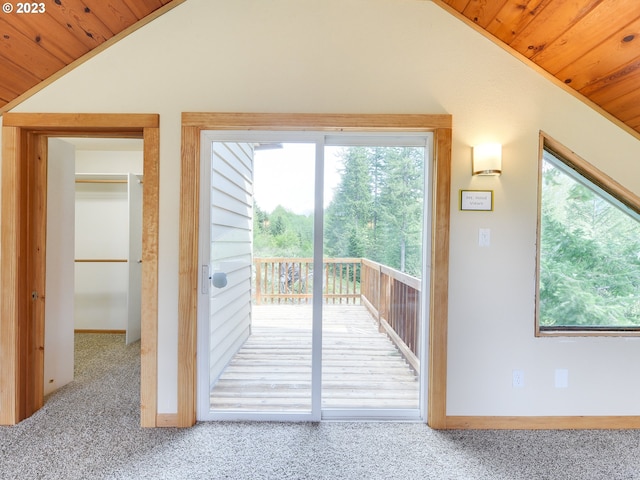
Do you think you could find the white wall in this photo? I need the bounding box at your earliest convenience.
[73,145,143,331]
[74,142,143,176]
[6,0,640,416]
[74,182,129,330]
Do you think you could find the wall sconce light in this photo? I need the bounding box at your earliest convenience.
[473,143,502,176]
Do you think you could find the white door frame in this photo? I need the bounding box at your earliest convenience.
[197,130,433,422]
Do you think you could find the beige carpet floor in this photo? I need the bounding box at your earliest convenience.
[0,333,639,479]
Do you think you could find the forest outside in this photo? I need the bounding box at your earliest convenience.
[539,150,640,329]
[253,146,425,278]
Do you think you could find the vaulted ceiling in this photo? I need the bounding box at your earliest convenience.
[0,0,184,113]
[1,0,639,140]
[434,0,640,138]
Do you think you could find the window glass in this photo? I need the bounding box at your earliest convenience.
[538,143,640,332]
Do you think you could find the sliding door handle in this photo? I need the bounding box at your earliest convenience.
[211,272,228,289]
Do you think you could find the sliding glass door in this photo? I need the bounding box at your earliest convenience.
[197,131,431,421]
[321,138,427,419]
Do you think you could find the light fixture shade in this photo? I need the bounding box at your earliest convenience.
[473,143,502,176]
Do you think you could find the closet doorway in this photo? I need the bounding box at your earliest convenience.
[0,113,160,427]
[70,138,143,344]
[44,137,144,398]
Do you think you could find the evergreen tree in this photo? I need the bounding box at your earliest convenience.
[368,147,386,261]
[324,146,425,277]
[539,160,640,326]
[255,146,428,280]
[324,147,374,258]
[253,204,313,258]
[377,148,424,275]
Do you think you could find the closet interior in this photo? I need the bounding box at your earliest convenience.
[43,137,143,396]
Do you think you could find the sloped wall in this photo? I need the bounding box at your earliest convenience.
[6,0,640,416]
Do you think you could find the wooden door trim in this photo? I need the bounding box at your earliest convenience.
[0,113,160,427]
[179,113,452,428]
[1,125,21,423]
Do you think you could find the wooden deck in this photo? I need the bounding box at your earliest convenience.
[210,304,419,411]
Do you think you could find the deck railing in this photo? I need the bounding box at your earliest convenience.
[253,257,421,371]
[360,259,421,372]
[253,257,361,305]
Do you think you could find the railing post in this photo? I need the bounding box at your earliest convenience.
[255,260,262,305]
[377,263,383,331]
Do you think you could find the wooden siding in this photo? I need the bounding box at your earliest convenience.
[208,142,253,385]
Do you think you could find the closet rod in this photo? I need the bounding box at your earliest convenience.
[75,259,128,263]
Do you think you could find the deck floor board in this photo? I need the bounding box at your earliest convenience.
[210,305,419,412]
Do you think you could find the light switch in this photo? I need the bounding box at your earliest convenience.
[555,369,569,388]
[479,228,490,247]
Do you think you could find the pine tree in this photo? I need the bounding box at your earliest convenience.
[377,148,424,275]
[539,160,640,326]
[324,147,374,258]
[324,146,425,277]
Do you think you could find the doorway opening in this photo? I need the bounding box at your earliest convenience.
[43,137,144,399]
[180,113,452,428]
[197,131,432,421]
[0,113,159,427]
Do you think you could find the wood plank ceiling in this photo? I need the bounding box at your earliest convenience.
[435,0,640,138]
[0,0,183,113]
[1,0,639,140]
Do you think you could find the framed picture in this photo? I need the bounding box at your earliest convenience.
[460,190,493,211]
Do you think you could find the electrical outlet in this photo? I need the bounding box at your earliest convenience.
[512,370,524,388]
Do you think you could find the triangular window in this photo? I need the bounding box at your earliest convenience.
[537,134,640,334]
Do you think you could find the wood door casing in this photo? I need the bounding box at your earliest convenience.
[179,113,452,428]
[0,113,160,427]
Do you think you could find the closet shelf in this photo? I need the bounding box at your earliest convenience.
[75,173,143,184]
[76,178,128,184]
[75,259,127,263]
